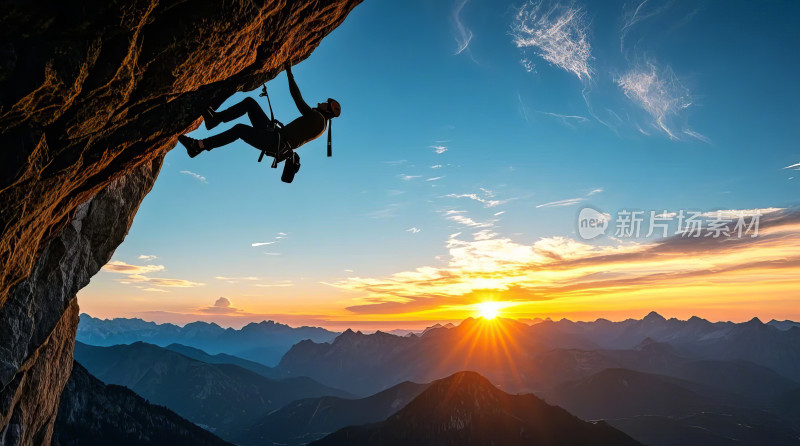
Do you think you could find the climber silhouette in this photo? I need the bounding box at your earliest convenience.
[178,63,340,180]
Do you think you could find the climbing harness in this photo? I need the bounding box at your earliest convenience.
[256,84,333,183]
[256,84,284,165]
[255,84,299,183]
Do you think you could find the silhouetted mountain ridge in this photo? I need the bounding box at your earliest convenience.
[164,343,276,378]
[53,362,233,446]
[309,371,642,446]
[74,341,350,434]
[230,381,430,446]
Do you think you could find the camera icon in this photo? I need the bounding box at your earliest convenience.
[578,207,610,240]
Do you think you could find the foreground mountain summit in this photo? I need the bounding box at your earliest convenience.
[310,371,642,446]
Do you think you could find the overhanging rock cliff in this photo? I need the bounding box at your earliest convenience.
[0,0,362,443]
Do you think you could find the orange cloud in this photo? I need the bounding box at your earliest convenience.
[126,275,205,288]
[334,210,800,318]
[102,260,164,274]
[102,260,204,288]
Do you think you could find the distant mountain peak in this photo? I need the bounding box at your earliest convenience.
[744,316,764,325]
[643,311,666,322]
[335,328,363,341]
[422,322,456,336]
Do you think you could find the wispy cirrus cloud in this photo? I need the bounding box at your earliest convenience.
[683,129,711,144]
[446,193,508,208]
[252,232,288,248]
[406,227,421,234]
[536,188,602,208]
[620,0,673,53]
[366,203,404,219]
[539,111,589,123]
[138,254,157,261]
[536,197,585,208]
[216,276,260,283]
[452,0,473,55]
[511,0,593,81]
[783,162,800,170]
[126,275,205,287]
[431,145,448,155]
[443,210,495,228]
[538,110,591,128]
[697,208,783,218]
[254,280,294,288]
[180,170,207,184]
[398,174,421,181]
[616,61,706,142]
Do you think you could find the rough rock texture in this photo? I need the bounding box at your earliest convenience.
[0,0,362,307]
[0,159,162,445]
[0,301,78,446]
[0,0,361,443]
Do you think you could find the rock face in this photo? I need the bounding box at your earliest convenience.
[0,0,361,443]
[0,159,161,445]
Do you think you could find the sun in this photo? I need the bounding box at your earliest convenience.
[476,301,502,320]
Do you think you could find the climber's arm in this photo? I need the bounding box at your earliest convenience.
[285,63,313,115]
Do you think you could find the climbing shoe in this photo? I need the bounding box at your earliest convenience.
[281,152,301,183]
[178,135,203,158]
[203,106,220,130]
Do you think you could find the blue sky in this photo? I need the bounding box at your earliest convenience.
[79,0,800,329]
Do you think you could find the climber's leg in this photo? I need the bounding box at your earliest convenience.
[207,96,270,129]
[200,124,279,155]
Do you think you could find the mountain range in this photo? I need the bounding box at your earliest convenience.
[552,312,800,379]
[73,341,350,432]
[274,313,800,396]
[309,371,642,446]
[53,362,233,446]
[68,313,800,445]
[228,381,430,445]
[275,317,552,395]
[548,367,800,446]
[77,313,338,366]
